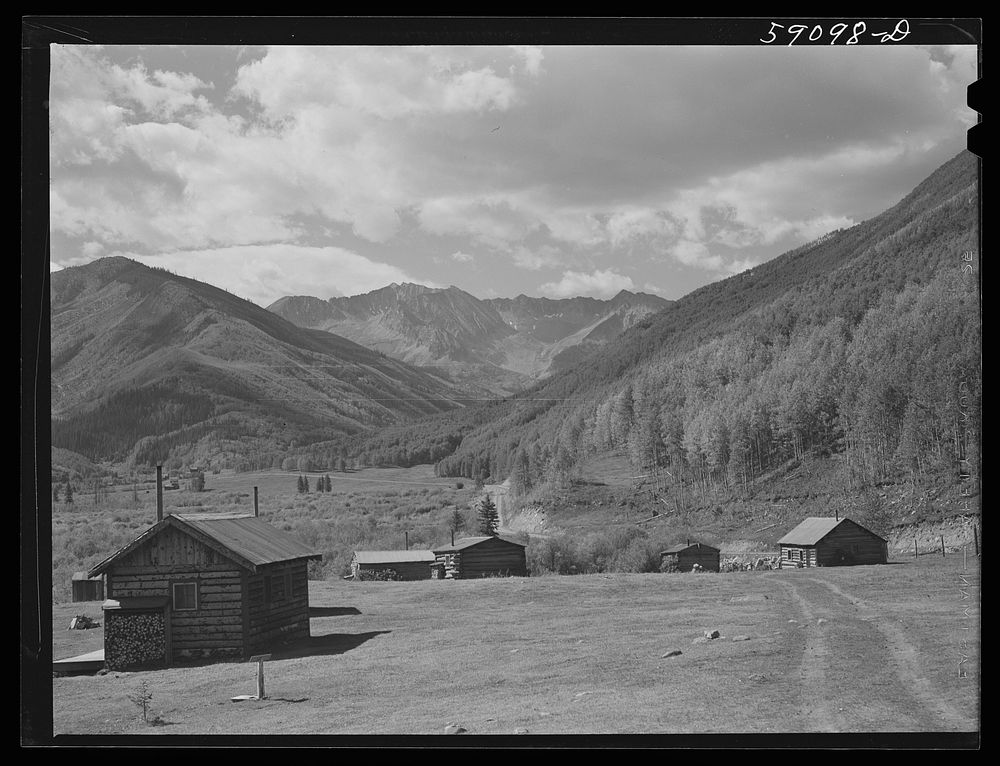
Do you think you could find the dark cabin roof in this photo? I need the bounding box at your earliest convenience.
[778,517,886,546]
[88,513,321,577]
[433,535,526,554]
[660,542,720,555]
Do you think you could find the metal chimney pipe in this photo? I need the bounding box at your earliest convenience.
[451,530,455,546]
[254,486,259,517]
[156,465,164,522]
[405,531,409,551]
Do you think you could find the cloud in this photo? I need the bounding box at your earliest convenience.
[232,47,518,120]
[115,244,434,306]
[605,208,679,247]
[450,251,475,263]
[48,45,978,303]
[510,45,545,77]
[539,268,636,299]
[511,245,562,271]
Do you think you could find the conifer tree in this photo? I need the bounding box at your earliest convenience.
[477,494,499,537]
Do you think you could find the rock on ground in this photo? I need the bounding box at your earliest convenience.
[444,723,467,734]
[661,649,683,658]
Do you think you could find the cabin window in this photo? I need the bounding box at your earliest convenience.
[265,572,291,604]
[172,581,198,611]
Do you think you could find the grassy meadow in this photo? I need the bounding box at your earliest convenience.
[52,554,979,737]
[52,465,481,600]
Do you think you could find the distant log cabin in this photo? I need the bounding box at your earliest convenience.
[71,571,106,602]
[432,536,528,579]
[351,550,436,581]
[777,517,887,568]
[88,512,321,669]
[659,542,720,572]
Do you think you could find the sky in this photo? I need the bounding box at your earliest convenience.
[48,43,978,305]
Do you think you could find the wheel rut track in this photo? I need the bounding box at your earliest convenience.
[802,575,973,732]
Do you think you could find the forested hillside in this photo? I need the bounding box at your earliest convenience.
[51,258,466,470]
[357,151,980,502]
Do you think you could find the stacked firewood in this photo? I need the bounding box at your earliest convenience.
[105,612,166,669]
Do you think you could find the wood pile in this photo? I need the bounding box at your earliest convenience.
[105,611,166,669]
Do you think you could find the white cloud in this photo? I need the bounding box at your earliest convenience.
[115,244,434,306]
[418,196,533,248]
[511,245,562,271]
[605,208,678,247]
[510,45,545,77]
[450,251,475,263]
[233,47,518,120]
[539,268,636,299]
[81,241,106,258]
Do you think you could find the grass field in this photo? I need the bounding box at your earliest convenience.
[52,554,980,737]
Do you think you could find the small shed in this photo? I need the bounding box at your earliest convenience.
[778,517,887,568]
[659,542,720,572]
[432,535,528,579]
[351,550,436,581]
[71,571,106,602]
[88,512,321,669]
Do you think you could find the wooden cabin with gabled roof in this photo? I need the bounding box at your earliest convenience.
[777,517,887,568]
[88,511,321,669]
[351,549,436,580]
[659,541,720,572]
[432,535,528,579]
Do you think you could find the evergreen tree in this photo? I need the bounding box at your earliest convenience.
[64,480,73,504]
[53,484,61,503]
[477,494,499,537]
[448,509,465,537]
[324,474,332,492]
[191,471,206,492]
[296,475,306,493]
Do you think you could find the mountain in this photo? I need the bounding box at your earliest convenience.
[356,151,981,500]
[50,257,467,469]
[268,285,671,394]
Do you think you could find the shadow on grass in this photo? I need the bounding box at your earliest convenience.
[309,606,362,617]
[269,630,391,661]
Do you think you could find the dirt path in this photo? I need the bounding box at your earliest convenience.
[777,578,848,732]
[778,572,973,732]
[803,575,972,731]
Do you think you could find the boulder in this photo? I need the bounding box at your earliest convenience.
[731,635,750,642]
[444,723,467,735]
[660,649,683,658]
[705,629,721,639]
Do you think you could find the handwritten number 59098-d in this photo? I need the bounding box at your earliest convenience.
[760,20,910,45]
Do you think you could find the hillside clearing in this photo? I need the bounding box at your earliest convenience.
[53,555,979,736]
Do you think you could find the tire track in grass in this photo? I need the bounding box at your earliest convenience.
[776,577,845,733]
[803,576,972,731]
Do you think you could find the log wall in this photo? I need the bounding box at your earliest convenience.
[455,539,528,578]
[817,522,887,566]
[108,562,246,661]
[245,560,310,654]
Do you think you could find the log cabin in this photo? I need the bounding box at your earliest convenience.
[659,542,721,572]
[777,517,888,568]
[88,512,321,669]
[432,535,528,579]
[350,550,436,580]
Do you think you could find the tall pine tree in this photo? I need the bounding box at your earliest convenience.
[477,494,499,537]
